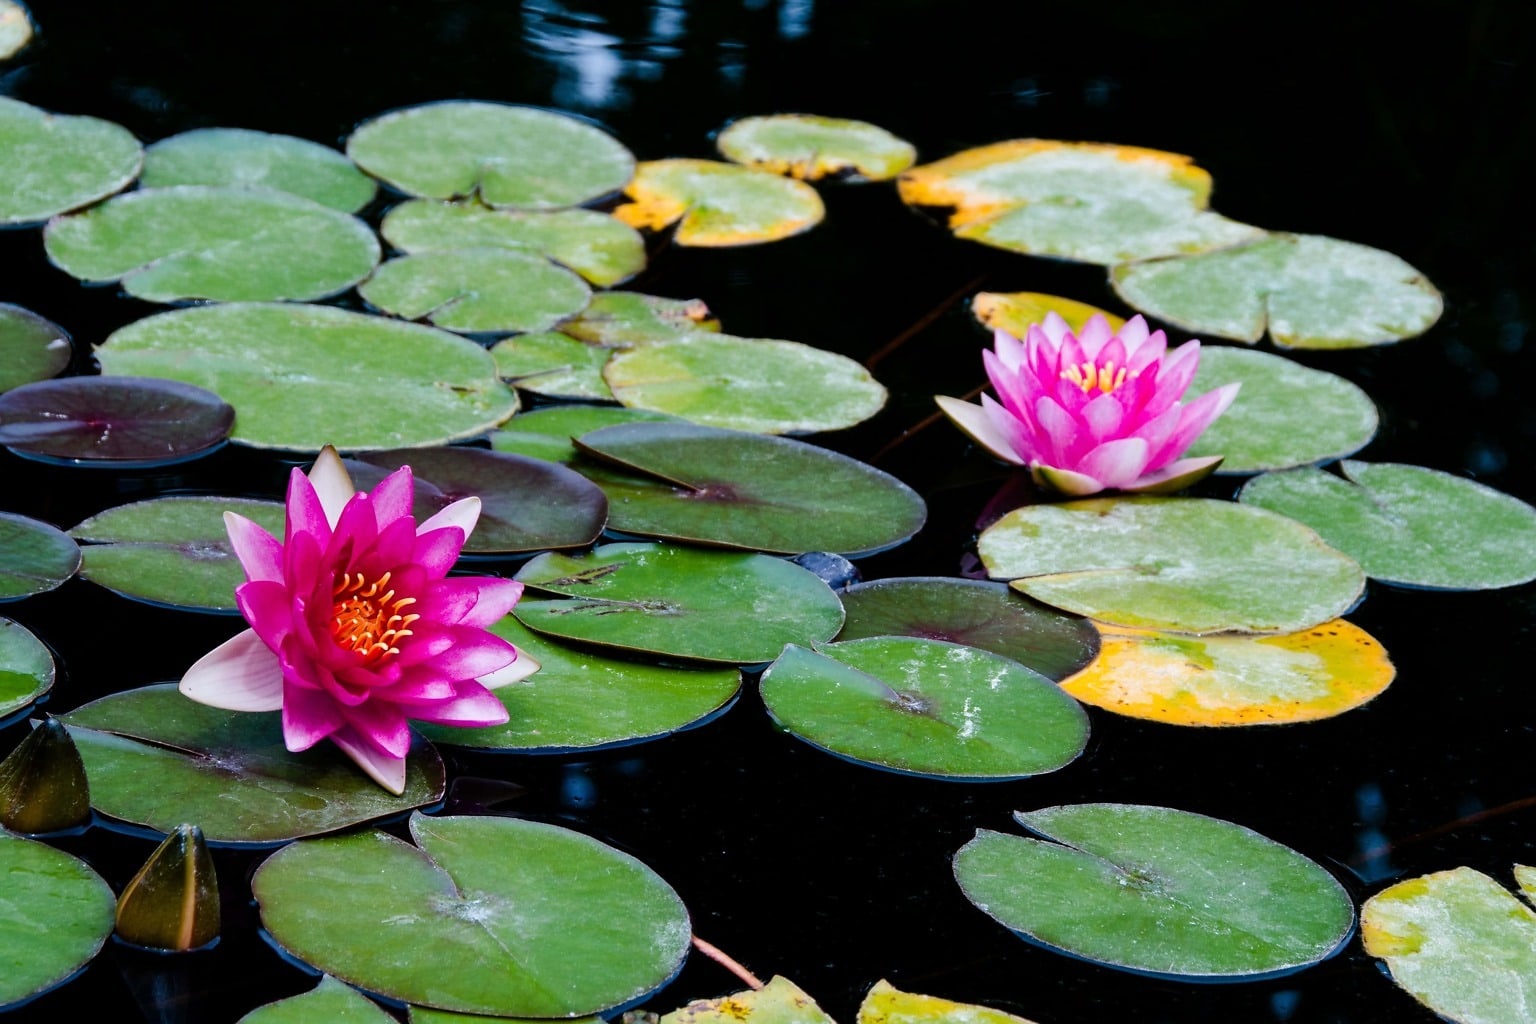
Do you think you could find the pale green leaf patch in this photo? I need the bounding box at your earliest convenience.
[717,113,916,182]
[0,832,115,1009]
[359,247,591,334]
[0,96,142,225]
[141,127,377,212]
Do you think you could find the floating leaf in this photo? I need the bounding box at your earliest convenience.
[0,304,71,393]
[360,248,591,334]
[560,291,720,344]
[1110,233,1443,349]
[1362,866,1536,1023]
[716,114,916,182]
[761,637,1088,779]
[1062,619,1393,726]
[898,141,1260,264]
[44,185,380,303]
[971,291,1124,338]
[70,496,284,611]
[141,127,377,212]
[515,542,844,664]
[241,977,397,1024]
[857,980,1043,1024]
[0,96,142,226]
[573,421,925,555]
[664,976,835,1024]
[954,804,1354,979]
[114,823,220,951]
[0,718,88,833]
[490,331,617,400]
[490,405,677,464]
[417,616,739,751]
[0,512,80,601]
[412,1009,600,1024]
[254,814,690,1017]
[1240,461,1536,589]
[0,1,34,60]
[347,101,635,210]
[60,684,444,844]
[836,577,1098,682]
[612,159,824,246]
[97,303,518,451]
[0,832,114,1009]
[382,200,645,286]
[604,333,886,434]
[1182,347,1378,474]
[0,618,54,719]
[0,376,234,467]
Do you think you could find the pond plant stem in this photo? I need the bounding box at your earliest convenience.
[690,935,765,990]
[863,273,988,371]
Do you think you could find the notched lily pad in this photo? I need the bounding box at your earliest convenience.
[0,512,81,601]
[971,292,1124,339]
[491,331,617,400]
[0,96,143,226]
[360,247,591,334]
[141,128,378,212]
[490,405,677,464]
[0,304,71,394]
[1111,233,1443,349]
[664,976,835,1024]
[716,114,916,182]
[0,832,115,1010]
[560,291,720,345]
[0,376,234,467]
[612,158,824,247]
[0,618,53,719]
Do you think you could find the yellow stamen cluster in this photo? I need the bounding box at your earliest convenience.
[332,570,419,662]
[1063,360,1131,395]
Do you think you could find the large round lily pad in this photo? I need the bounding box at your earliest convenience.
[490,405,677,464]
[1110,233,1443,349]
[603,332,886,434]
[0,617,53,718]
[253,814,691,1017]
[0,832,115,1010]
[0,304,71,394]
[1239,461,1536,589]
[836,577,1098,681]
[0,376,234,467]
[612,158,824,246]
[515,542,844,664]
[69,496,284,611]
[60,683,445,844]
[0,96,142,226]
[954,804,1354,979]
[573,421,925,555]
[0,512,80,601]
[898,140,1261,264]
[978,497,1365,634]
[347,101,635,210]
[971,291,1124,339]
[360,247,591,334]
[417,616,739,751]
[44,185,381,303]
[716,114,916,182]
[97,303,518,451]
[760,637,1088,779]
[141,127,377,212]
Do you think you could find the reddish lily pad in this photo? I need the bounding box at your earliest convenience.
[0,304,71,394]
[490,405,678,464]
[140,127,378,213]
[612,159,824,247]
[0,376,234,467]
[716,114,916,182]
[0,512,81,601]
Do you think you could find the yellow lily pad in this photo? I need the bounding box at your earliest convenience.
[612,158,824,247]
[716,114,916,182]
[857,979,1042,1024]
[662,976,834,1024]
[1061,619,1393,726]
[971,291,1124,338]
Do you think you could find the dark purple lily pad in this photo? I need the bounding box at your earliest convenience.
[0,375,233,467]
[0,513,81,602]
[354,446,607,554]
[837,577,1099,682]
[0,304,72,394]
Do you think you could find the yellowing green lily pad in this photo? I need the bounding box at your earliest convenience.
[0,832,114,1010]
[857,980,1043,1024]
[1062,619,1393,726]
[560,291,720,344]
[664,976,835,1024]
[0,304,70,393]
[0,96,142,226]
[898,140,1261,265]
[603,332,886,434]
[978,497,1365,634]
[971,291,1124,339]
[359,248,591,334]
[141,128,377,212]
[1111,233,1444,349]
[612,158,824,247]
[0,617,53,718]
[239,976,396,1024]
[0,1,34,61]
[0,511,80,601]
[97,303,518,451]
[716,114,916,182]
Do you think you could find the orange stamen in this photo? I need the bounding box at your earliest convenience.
[331,570,420,662]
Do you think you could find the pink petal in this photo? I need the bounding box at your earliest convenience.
[180,629,285,711]
[421,627,518,680]
[235,579,293,652]
[983,348,1032,418]
[1034,395,1084,464]
[1151,382,1240,466]
[1117,315,1150,353]
[1077,315,1113,358]
[402,684,510,727]
[327,725,409,795]
[412,526,468,577]
[418,496,481,542]
[1031,463,1107,496]
[937,395,1025,464]
[284,468,331,546]
[1077,436,1152,490]
[1080,392,1126,441]
[1125,328,1168,374]
[990,328,1027,373]
[224,512,284,583]
[281,680,346,750]
[415,576,521,627]
[368,466,415,531]
[306,446,355,529]
[1125,455,1225,493]
[340,698,414,758]
[1038,312,1072,347]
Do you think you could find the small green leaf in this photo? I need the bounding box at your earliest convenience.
[613,159,824,246]
[141,128,377,212]
[0,304,70,393]
[0,618,54,719]
[663,976,835,1024]
[717,114,916,182]
[114,823,220,951]
[0,96,142,226]
[0,511,80,601]
[241,977,397,1024]
[0,832,115,1009]
[359,248,591,334]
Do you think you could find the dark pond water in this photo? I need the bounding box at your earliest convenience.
[2,2,1534,1021]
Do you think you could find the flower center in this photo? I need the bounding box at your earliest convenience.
[1062,359,1132,395]
[331,570,420,663]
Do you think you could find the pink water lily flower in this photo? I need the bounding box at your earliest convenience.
[180,447,536,794]
[936,313,1239,496]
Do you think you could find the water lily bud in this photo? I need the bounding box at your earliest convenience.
[0,716,91,833]
[114,824,220,951]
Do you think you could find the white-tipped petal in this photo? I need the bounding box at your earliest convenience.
[179,629,285,711]
[418,495,481,541]
[1031,463,1106,496]
[936,395,1024,464]
[328,728,409,795]
[307,445,356,529]
[1126,455,1225,494]
[477,652,541,690]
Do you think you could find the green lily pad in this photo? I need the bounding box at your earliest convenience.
[0,512,80,601]
[560,291,720,345]
[664,976,835,1024]
[857,980,1044,1024]
[44,185,380,303]
[978,497,1365,634]
[716,114,916,182]
[0,1,35,61]
[381,201,646,287]
[491,331,617,400]
[572,421,925,555]
[897,140,1261,265]
[417,616,739,751]
[836,577,1099,681]
[0,376,234,467]
[1362,865,1536,1023]
[1110,233,1444,349]
[0,96,142,226]
[760,637,1088,780]
[1239,461,1536,590]
[0,618,53,718]
[60,684,445,844]
[253,814,690,1017]
[412,1008,602,1024]
[97,303,518,451]
[0,304,71,393]
[355,446,606,553]
[612,159,824,247]
[69,496,285,611]
[954,804,1354,979]
[489,405,677,464]
[140,128,377,212]
[0,832,114,1009]
[360,248,591,334]
[515,542,844,664]
[240,977,396,1024]
[603,332,887,434]
[1182,346,1378,473]
[347,101,635,210]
